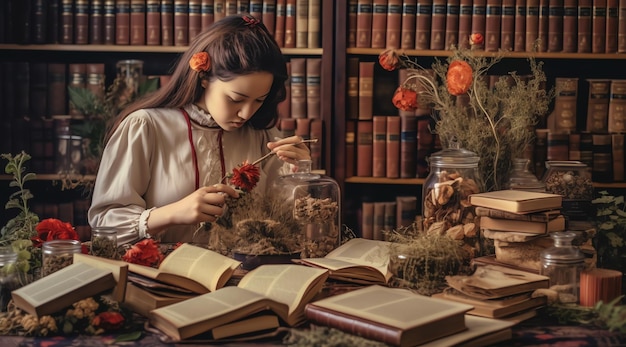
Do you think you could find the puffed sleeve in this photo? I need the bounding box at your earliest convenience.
[88,111,156,245]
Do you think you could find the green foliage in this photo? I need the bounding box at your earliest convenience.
[591,191,626,271]
[547,296,626,333]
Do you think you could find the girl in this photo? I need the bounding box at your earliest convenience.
[88,14,310,244]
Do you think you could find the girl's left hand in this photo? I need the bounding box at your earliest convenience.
[266,136,311,165]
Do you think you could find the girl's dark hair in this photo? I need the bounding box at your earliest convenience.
[106,14,288,143]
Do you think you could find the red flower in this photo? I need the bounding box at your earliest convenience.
[470,33,484,46]
[446,60,473,96]
[378,49,400,71]
[92,311,125,330]
[392,86,418,111]
[122,239,164,267]
[189,52,211,72]
[229,161,260,192]
[35,218,80,245]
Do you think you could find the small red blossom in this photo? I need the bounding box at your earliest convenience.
[34,218,80,248]
[229,161,261,192]
[189,52,211,72]
[122,238,164,267]
[446,60,473,96]
[92,311,125,330]
[469,33,484,46]
[392,86,418,111]
[378,49,400,71]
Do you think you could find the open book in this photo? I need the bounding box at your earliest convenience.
[12,261,124,317]
[304,285,473,347]
[127,243,241,294]
[149,264,329,340]
[296,238,392,284]
[72,253,129,302]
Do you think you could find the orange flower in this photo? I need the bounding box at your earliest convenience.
[392,86,418,111]
[378,49,400,71]
[189,52,211,72]
[229,161,261,192]
[92,311,125,330]
[446,60,473,96]
[122,238,164,267]
[469,33,484,46]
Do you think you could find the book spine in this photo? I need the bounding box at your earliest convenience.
[553,77,579,132]
[586,79,611,132]
[396,195,417,229]
[284,0,296,48]
[201,0,215,30]
[345,120,357,178]
[547,132,569,161]
[415,0,432,50]
[569,132,581,161]
[48,0,61,43]
[74,0,89,44]
[67,63,86,117]
[580,131,594,169]
[592,0,607,53]
[619,0,626,52]
[174,0,189,46]
[250,0,263,21]
[386,0,402,49]
[612,133,624,181]
[147,0,162,45]
[86,63,106,100]
[214,0,225,22]
[262,0,277,36]
[61,0,74,44]
[32,0,48,44]
[356,120,374,177]
[445,0,460,49]
[161,0,175,45]
[537,0,549,51]
[279,118,296,138]
[356,0,373,48]
[295,0,309,48]
[225,0,237,14]
[189,0,202,42]
[534,128,548,178]
[373,201,386,240]
[90,0,105,44]
[514,0,526,51]
[358,61,374,120]
[361,201,374,238]
[607,0,619,52]
[306,57,321,119]
[416,116,433,177]
[501,0,515,51]
[608,79,626,133]
[592,133,613,182]
[578,0,593,52]
[547,0,564,52]
[371,0,388,49]
[372,115,387,178]
[47,63,67,117]
[295,118,311,142]
[562,0,577,52]
[29,63,48,120]
[400,115,417,178]
[116,0,131,45]
[471,0,487,50]
[104,0,116,44]
[290,58,307,119]
[131,0,147,45]
[309,118,323,170]
[348,0,358,47]
[278,61,291,118]
[274,0,286,47]
[485,0,502,52]
[430,0,446,50]
[401,0,416,49]
[386,116,400,179]
[383,201,396,233]
[458,0,473,49]
[525,0,539,51]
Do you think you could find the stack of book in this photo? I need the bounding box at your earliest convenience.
[433,264,550,322]
[468,190,564,272]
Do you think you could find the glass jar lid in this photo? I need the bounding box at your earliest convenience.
[541,232,585,264]
[428,147,480,168]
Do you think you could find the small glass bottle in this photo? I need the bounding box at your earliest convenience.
[0,247,18,312]
[506,158,545,192]
[540,232,585,304]
[42,240,82,277]
[90,227,119,259]
[276,160,341,258]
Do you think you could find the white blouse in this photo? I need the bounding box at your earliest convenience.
[88,104,287,245]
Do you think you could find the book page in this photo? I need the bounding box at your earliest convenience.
[73,253,129,302]
[158,243,241,292]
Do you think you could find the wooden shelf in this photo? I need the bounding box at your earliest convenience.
[0,174,96,181]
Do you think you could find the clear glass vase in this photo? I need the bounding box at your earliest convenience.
[540,231,585,304]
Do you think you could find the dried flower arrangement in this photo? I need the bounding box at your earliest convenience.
[379,35,553,191]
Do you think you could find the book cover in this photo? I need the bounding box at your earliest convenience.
[88,0,104,44]
[612,133,625,181]
[214,0,226,22]
[562,0,577,52]
[415,0,432,50]
[130,0,147,45]
[608,79,626,133]
[146,0,162,45]
[401,0,417,49]
[250,0,263,22]
[479,215,566,234]
[546,132,569,161]
[279,118,296,138]
[537,0,549,51]
[501,0,515,51]
[371,0,387,48]
[309,118,323,170]
[47,0,61,44]
[201,0,215,30]
[356,120,373,177]
[373,201,386,240]
[386,115,400,178]
[161,0,175,46]
[174,0,189,46]
[430,0,446,50]
[274,0,286,46]
[445,0,460,49]
[396,195,417,228]
[358,61,374,120]
[400,115,417,178]
[372,116,387,178]
[475,206,562,222]
[116,0,131,44]
[547,0,564,52]
[592,133,613,182]
[347,57,360,120]
[383,201,397,234]
[607,0,619,52]
[295,118,311,141]
[304,285,472,347]
[123,282,190,317]
[189,0,203,42]
[485,0,502,52]
[569,132,581,161]
[385,0,402,48]
[471,0,487,50]
[585,79,611,132]
[348,0,358,47]
[553,77,578,133]
[295,0,309,48]
[432,288,546,319]
[262,0,277,36]
[60,0,74,44]
[290,58,306,119]
[74,0,89,44]
[619,0,626,52]
[525,0,539,51]
[592,0,607,53]
[361,201,375,239]
[356,0,373,48]
[345,120,357,178]
[306,58,321,119]
[578,0,593,52]
[514,0,526,51]
[104,0,116,44]
[580,131,594,169]
[458,0,473,49]
[469,190,563,214]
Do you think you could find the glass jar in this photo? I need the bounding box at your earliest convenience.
[506,158,546,192]
[540,231,585,304]
[0,247,18,312]
[276,160,341,258]
[42,240,82,277]
[116,59,144,97]
[542,161,594,220]
[90,227,119,259]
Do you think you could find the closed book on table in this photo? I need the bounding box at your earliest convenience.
[432,288,547,319]
[386,0,402,48]
[372,116,387,178]
[386,116,400,179]
[356,0,373,48]
[585,79,611,133]
[514,0,526,51]
[401,0,417,49]
[371,0,388,48]
[445,0,460,49]
[357,120,374,177]
[578,0,593,52]
[415,0,432,50]
[485,0,502,51]
[469,190,563,214]
[479,215,566,234]
[475,206,562,222]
